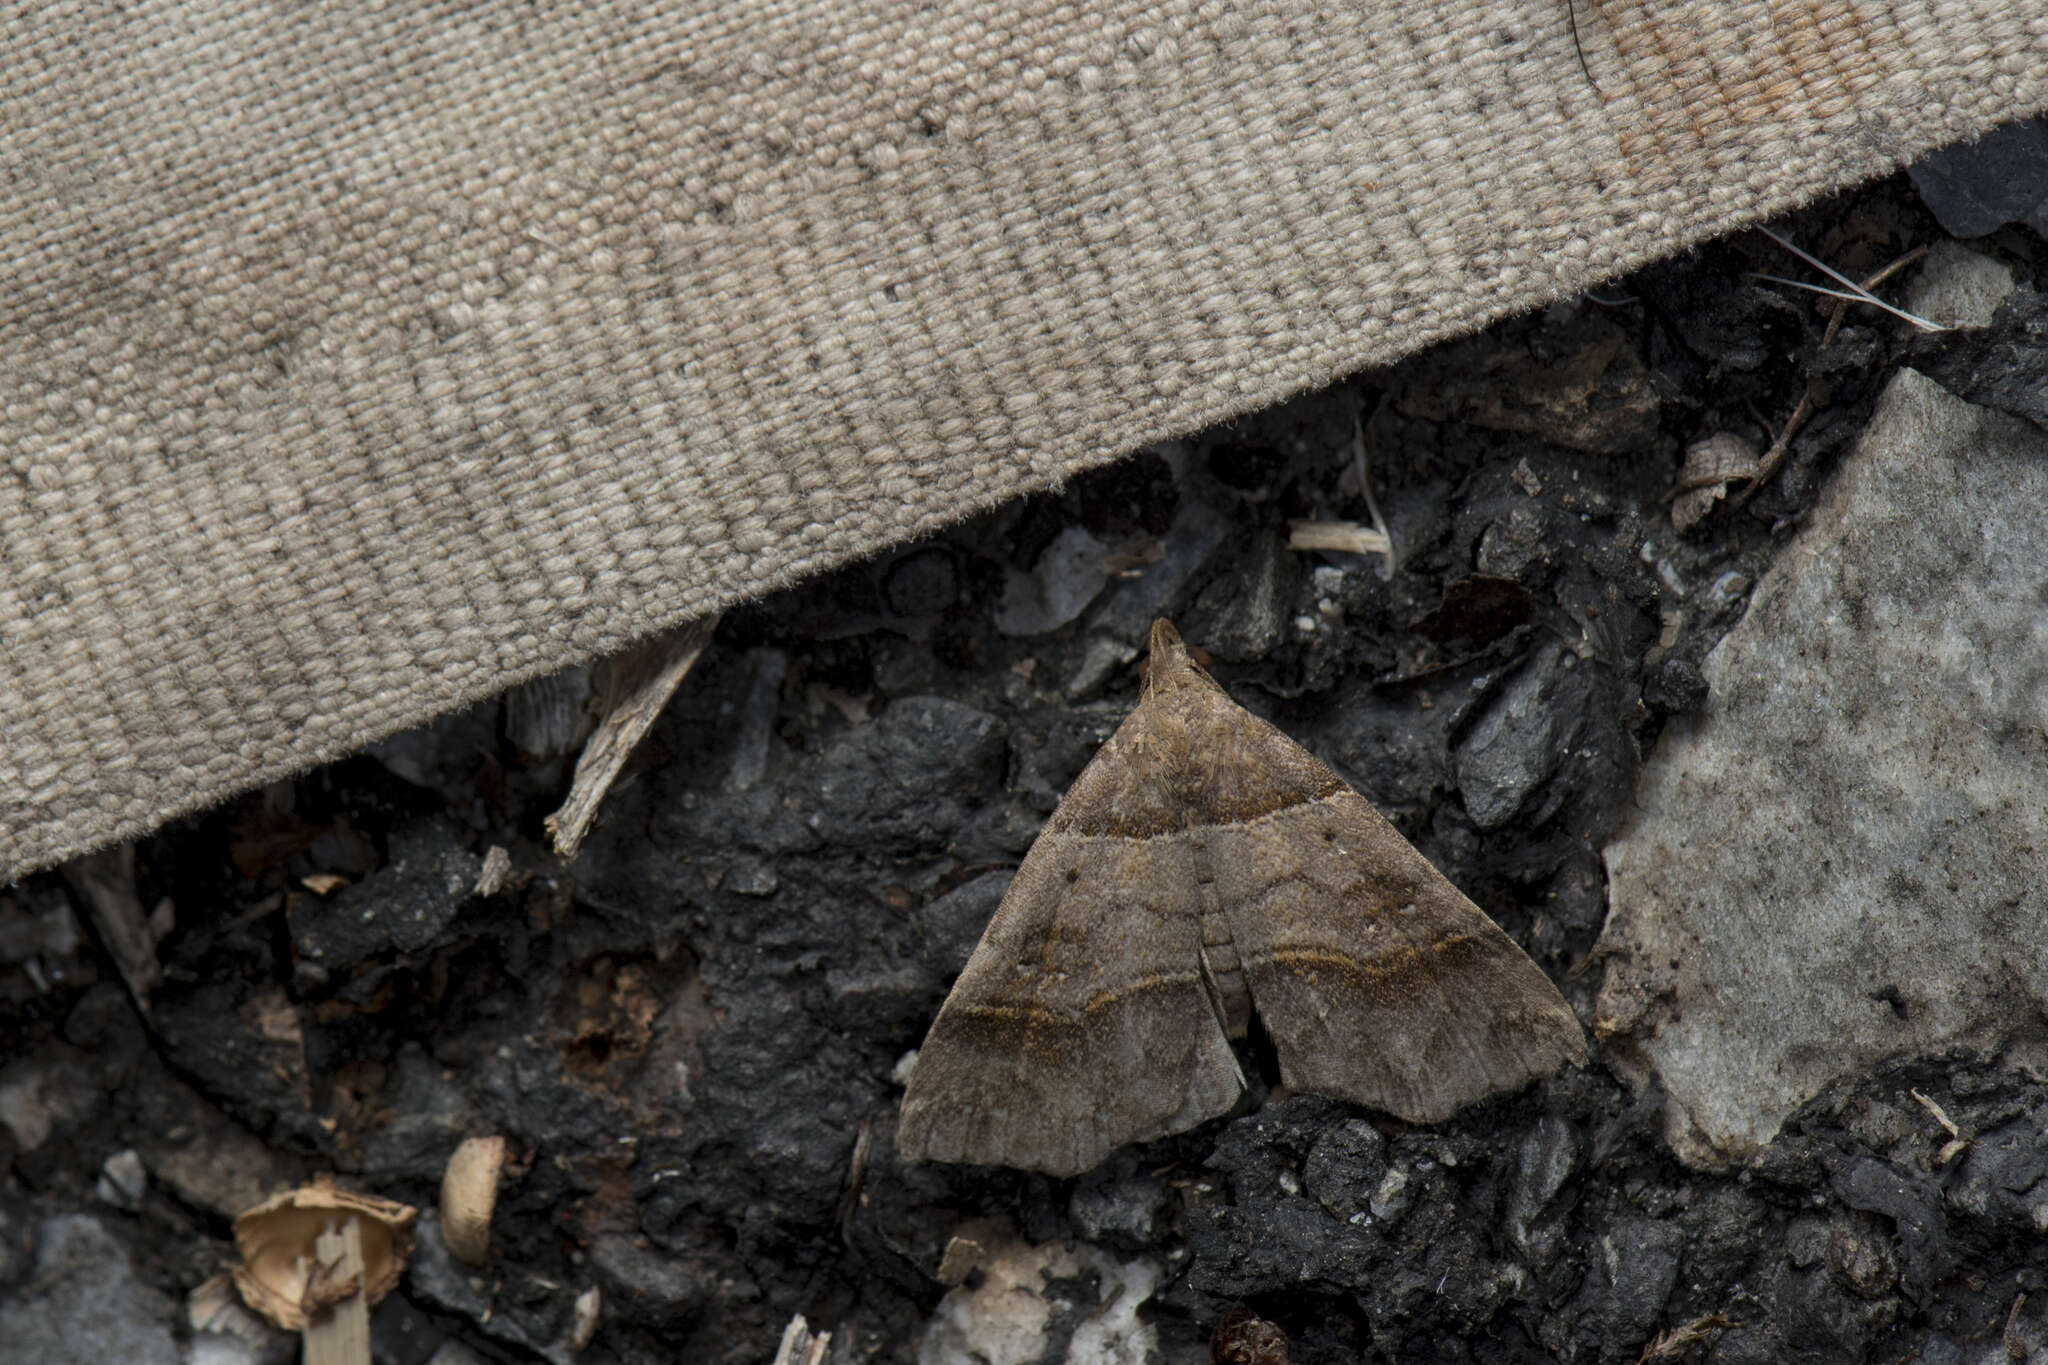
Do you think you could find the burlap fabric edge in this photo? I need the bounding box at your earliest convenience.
[3,1,2043,879]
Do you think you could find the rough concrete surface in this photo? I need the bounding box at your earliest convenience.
[1598,249,2048,1163]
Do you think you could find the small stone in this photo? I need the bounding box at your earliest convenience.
[0,1215,179,1365]
[1455,641,1567,830]
[1507,1116,1579,1254]
[1069,1167,1173,1249]
[1594,1217,1685,1356]
[721,857,781,898]
[96,1148,147,1210]
[1367,1166,1413,1224]
[590,1233,706,1326]
[137,1071,304,1221]
[1599,352,2048,1163]
[406,1211,490,1321]
[0,1045,101,1154]
[995,525,1110,636]
[1085,496,1231,643]
[1192,533,1297,662]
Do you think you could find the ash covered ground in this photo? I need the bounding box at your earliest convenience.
[5,176,2048,1365]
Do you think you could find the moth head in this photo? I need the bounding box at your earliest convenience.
[1141,619,1223,699]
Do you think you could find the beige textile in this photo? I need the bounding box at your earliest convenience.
[2,1,2042,879]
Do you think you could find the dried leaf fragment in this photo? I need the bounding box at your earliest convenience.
[1671,433,1759,531]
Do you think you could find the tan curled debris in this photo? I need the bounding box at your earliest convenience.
[568,1285,603,1353]
[1670,434,1759,531]
[231,1175,417,1331]
[439,1136,508,1267]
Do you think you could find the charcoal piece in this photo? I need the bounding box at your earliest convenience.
[1454,642,1568,831]
[1830,1157,1949,1301]
[1905,289,2048,427]
[1908,117,2048,237]
[1588,1217,1685,1358]
[1068,1164,1174,1250]
[1949,1109,2048,1230]
[288,817,480,971]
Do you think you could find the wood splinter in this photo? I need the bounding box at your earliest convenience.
[898,619,1587,1177]
[546,617,718,859]
[305,1217,371,1365]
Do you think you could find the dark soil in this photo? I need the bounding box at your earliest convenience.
[5,172,2047,1364]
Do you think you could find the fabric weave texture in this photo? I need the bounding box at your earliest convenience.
[2,0,2042,877]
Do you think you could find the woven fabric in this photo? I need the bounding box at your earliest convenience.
[2,1,2042,878]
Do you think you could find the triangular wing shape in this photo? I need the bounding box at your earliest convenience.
[898,620,1585,1175]
[896,693,1246,1177]
[1145,647,1587,1122]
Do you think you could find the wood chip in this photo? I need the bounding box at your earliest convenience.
[60,843,161,1014]
[1287,519,1392,558]
[304,1217,371,1365]
[771,1312,831,1365]
[546,617,718,859]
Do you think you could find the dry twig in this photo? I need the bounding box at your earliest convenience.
[1734,244,1930,509]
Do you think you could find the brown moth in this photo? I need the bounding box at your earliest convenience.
[897,619,1586,1176]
